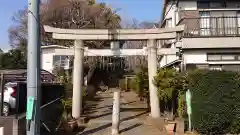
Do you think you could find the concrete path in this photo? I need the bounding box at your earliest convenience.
[79,89,165,135]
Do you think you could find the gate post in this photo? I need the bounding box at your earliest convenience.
[147,39,160,118]
[72,40,84,118]
[0,127,3,135]
[112,90,120,135]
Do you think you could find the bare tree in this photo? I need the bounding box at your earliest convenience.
[8,0,121,48]
[121,19,159,69]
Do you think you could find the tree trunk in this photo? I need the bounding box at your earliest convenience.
[171,99,174,120]
[147,96,150,112]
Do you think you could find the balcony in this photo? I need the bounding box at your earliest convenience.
[181,17,240,37]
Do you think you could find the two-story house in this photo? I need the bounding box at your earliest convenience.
[160,0,240,71]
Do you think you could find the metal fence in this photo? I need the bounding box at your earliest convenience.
[183,16,240,37]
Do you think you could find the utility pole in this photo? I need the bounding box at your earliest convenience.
[26,0,41,134]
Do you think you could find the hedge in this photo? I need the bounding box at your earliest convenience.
[188,70,240,134]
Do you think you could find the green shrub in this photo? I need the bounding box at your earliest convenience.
[128,77,136,91]
[118,77,135,91]
[133,67,149,100]
[177,94,187,118]
[53,67,68,84]
[188,70,240,134]
[154,68,187,117]
[154,68,180,101]
[228,118,240,134]
[176,72,189,118]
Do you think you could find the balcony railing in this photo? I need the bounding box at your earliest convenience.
[181,17,240,37]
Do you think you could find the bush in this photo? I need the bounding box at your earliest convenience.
[177,94,187,118]
[188,70,240,134]
[118,77,135,91]
[133,67,149,101]
[154,68,187,117]
[154,68,180,101]
[53,67,68,84]
[128,77,136,91]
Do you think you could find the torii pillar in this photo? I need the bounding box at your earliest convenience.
[147,39,160,118]
[72,40,84,118]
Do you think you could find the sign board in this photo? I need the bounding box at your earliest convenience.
[186,89,192,115]
[26,96,35,120]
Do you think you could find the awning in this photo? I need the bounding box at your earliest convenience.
[161,59,182,68]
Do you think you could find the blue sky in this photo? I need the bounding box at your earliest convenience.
[0,0,163,50]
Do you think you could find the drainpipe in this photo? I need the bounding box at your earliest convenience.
[176,41,184,72]
[172,5,177,28]
[171,5,178,49]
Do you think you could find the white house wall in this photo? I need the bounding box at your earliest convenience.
[164,0,197,22]
[182,38,240,49]
[41,46,179,72]
[41,45,74,73]
[164,1,177,20]
[178,1,197,10]
[183,49,240,65]
[41,48,55,73]
[183,51,207,64]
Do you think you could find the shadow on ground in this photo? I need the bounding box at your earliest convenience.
[78,123,112,135]
[121,108,148,112]
[119,123,142,134]
[83,97,142,121]
[78,123,143,135]
[80,111,148,135]
[120,111,149,122]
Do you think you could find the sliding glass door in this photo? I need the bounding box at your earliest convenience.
[200,11,238,36]
[200,11,210,36]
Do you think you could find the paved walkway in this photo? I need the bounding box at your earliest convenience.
[79,89,166,135]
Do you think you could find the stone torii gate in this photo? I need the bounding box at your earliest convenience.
[44,25,184,119]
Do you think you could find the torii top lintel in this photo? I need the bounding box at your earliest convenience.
[43,25,185,40]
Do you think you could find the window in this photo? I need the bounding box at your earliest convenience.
[197,1,226,9]
[53,55,61,64]
[200,11,211,35]
[53,55,70,69]
[237,11,240,34]
[207,54,221,61]
[227,2,240,8]
[199,11,238,36]
[210,2,226,8]
[221,55,235,60]
[197,1,210,9]
[207,53,239,61]
[166,19,172,28]
[222,65,240,72]
[209,65,222,71]
[223,11,238,35]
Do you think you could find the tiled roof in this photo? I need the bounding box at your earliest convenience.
[0,69,56,82]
